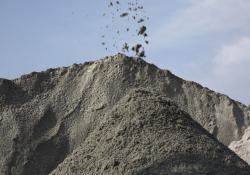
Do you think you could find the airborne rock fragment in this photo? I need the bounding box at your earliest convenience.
[120,12,129,18]
[138,25,147,36]
[137,18,144,23]
[122,42,129,52]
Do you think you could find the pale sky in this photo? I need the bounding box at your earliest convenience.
[0,0,250,104]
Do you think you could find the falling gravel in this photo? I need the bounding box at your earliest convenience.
[101,0,149,57]
[120,12,129,17]
[137,25,147,36]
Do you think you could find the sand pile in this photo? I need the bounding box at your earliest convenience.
[0,54,250,175]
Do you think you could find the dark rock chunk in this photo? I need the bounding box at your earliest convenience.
[120,12,129,18]
[138,25,147,35]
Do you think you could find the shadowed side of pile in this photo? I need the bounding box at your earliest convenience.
[50,89,250,175]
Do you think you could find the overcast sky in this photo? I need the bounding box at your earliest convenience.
[0,0,250,104]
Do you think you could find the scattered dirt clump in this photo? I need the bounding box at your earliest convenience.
[120,12,129,17]
[138,25,147,36]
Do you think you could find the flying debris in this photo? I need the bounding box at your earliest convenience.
[120,12,129,18]
[138,18,144,23]
[122,42,129,52]
[101,0,150,57]
[138,50,145,57]
[138,25,147,35]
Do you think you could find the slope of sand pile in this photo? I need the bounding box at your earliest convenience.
[0,54,250,174]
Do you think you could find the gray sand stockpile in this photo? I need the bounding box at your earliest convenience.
[0,54,250,174]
